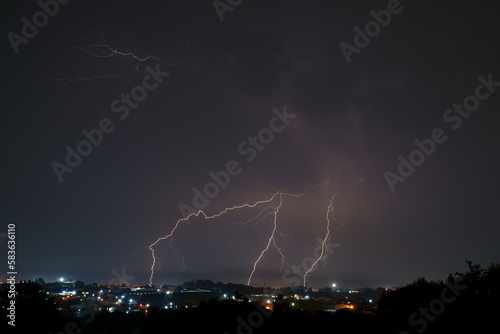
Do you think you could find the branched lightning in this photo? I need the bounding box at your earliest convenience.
[68,30,166,65]
[246,187,321,286]
[36,30,193,83]
[302,185,340,286]
[246,194,284,286]
[148,181,340,287]
[148,190,283,285]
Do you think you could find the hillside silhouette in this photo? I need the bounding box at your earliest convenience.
[1,261,499,333]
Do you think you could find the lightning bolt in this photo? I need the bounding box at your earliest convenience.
[67,30,165,65]
[246,194,284,286]
[36,30,190,83]
[302,185,340,286]
[148,181,339,287]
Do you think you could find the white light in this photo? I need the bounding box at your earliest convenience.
[59,278,64,282]
[129,299,133,303]
[369,299,373,303]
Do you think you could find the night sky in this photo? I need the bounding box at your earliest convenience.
[1,0,499,289]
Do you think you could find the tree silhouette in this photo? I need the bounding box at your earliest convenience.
[0,281,66,333]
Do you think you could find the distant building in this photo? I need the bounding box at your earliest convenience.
[171,289,220,309]
[262,288,281,297]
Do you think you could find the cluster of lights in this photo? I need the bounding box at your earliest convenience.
[54,278,374,314]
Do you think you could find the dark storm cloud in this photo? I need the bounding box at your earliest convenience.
[1,0,499,288]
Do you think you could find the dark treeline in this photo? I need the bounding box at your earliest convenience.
[377,261,500,333]
[1,261,499,333]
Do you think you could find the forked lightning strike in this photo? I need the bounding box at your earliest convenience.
[148,190,282,285]
[148,181,340,287]
[302,185,340,286]
[246,186,324,286]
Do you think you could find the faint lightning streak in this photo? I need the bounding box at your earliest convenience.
[208,205,275,231]
[38,30,183,83]
[226,207,276,246]
[302,185,340,287]
[169,239,186,269]
[36,70,137,82]
[73,30,166,67]
[272,233,291,271]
